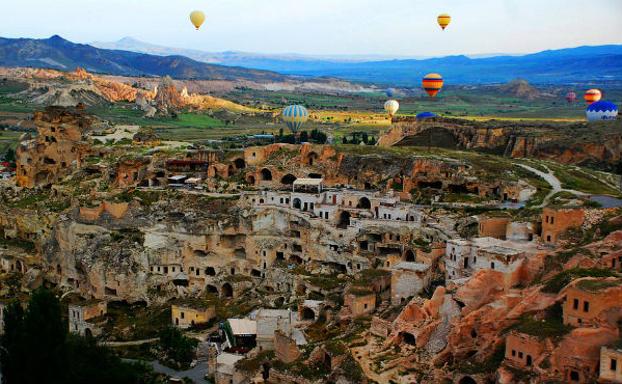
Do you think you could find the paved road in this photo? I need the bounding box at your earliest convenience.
[124,359,210,383]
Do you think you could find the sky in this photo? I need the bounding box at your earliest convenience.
[1,0,621,57]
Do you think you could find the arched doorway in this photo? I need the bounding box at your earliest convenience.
[404,249,415,262]
[357,197,371,209]
[281,174,297,185]
[302,307,315,321]
[234,158,246,169]
[400,332,416,346]
[293,198,302,209]
[206,285,219,295]
[308,173,322,179]
[221,283,233,298]
[205,267,216,276]
[246,175,256,184]
[84,328,93,339]
[337,211,351,229]
[458,376,477,384]
[260,168,273,181]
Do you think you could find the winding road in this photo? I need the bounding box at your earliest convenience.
[516,163,585,208]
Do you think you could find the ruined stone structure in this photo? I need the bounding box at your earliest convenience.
[68,299,107,337]
[16,106,94,188]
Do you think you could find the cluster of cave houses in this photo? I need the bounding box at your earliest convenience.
[5,107,622,383]
[20,201,619,384]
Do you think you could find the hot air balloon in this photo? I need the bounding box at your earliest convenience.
[586,100,618,122]
[384,100,400,116]
[190,10,206,30]
[416,112,437,121]
[437,14,451,30]
[386,88,396,98]
[584,89,602,104]
[422,73,444,98]
[565,92,577,104]
[282,105,309,135]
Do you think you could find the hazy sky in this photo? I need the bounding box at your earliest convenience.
[1,0,621,56]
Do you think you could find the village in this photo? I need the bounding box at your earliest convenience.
[0,104,620,384]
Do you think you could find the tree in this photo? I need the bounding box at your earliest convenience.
[0,288,155,384]
[158,327,198,369]
[362,132,369,144]
[342,136,348,144]
[368,137,377,145]
[299,131,309,143]
[4,148,15,162]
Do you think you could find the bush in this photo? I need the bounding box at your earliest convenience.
[542,268,618,294]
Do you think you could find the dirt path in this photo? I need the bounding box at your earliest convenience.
[517,163,586,208]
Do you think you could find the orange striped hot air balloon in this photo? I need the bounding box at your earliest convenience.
[437,14,451,30]
[584,89,602,104]
[422,73,444,98]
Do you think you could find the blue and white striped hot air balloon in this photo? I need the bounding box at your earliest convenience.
[586,101,618,122]
[282,105,309,134]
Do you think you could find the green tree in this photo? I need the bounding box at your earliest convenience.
[158,327,198,369]
[4,148,15,163]
[299,131,309,143]
[0,288,155,384]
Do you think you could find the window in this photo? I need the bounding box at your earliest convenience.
[181,312,185,319]
[573,299,579,310]
[583,301,590,313]
[611,358,617,371]
[518,352,523,359]
[551,217,555,224]
[490,262,495,270]
[364,304,368,309]
[512,350,516,357]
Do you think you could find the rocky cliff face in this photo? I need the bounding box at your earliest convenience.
[383,116,622,169]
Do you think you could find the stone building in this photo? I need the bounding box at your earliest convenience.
[478,215,511,239]
[542,207,585,244]
[255,308,297,351]
[343,289,376,318]
[600,345,622,383]
[445,237,540,282]
[390,262,432,305]
[68,299,107,337]
[215,352,246,384]
[16,106,95,188]
[562,278,622,327]
[504,332,544,368]
[171,302,215,329]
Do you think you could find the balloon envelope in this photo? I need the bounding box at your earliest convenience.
[438,14,451,30]
[416,112,437,120]
[422,73,444,98]
[190,11,206,30]
[584,89,602,104]
[586,100,618,122]
[282,105,309,133]
[386,88,396,98]
[384,100,399,116]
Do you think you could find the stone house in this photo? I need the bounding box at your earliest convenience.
[68,300,107,337]
[561,278,622,327]
[343,289,376,318]
[215,352,247,384]
[390,262,432,305]
[255,308,297,351]
[478,215,511,239]
[542,207,585,244]
[171,302,215,329]
[505,332,545,369]
[600,345,622,383]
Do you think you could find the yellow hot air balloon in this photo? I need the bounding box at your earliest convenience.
[437,14,451,30]
[384,100,400,117]
[190,10,206,30]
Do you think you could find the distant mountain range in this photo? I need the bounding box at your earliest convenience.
[0,35,290,82]
[1,35,622,86]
